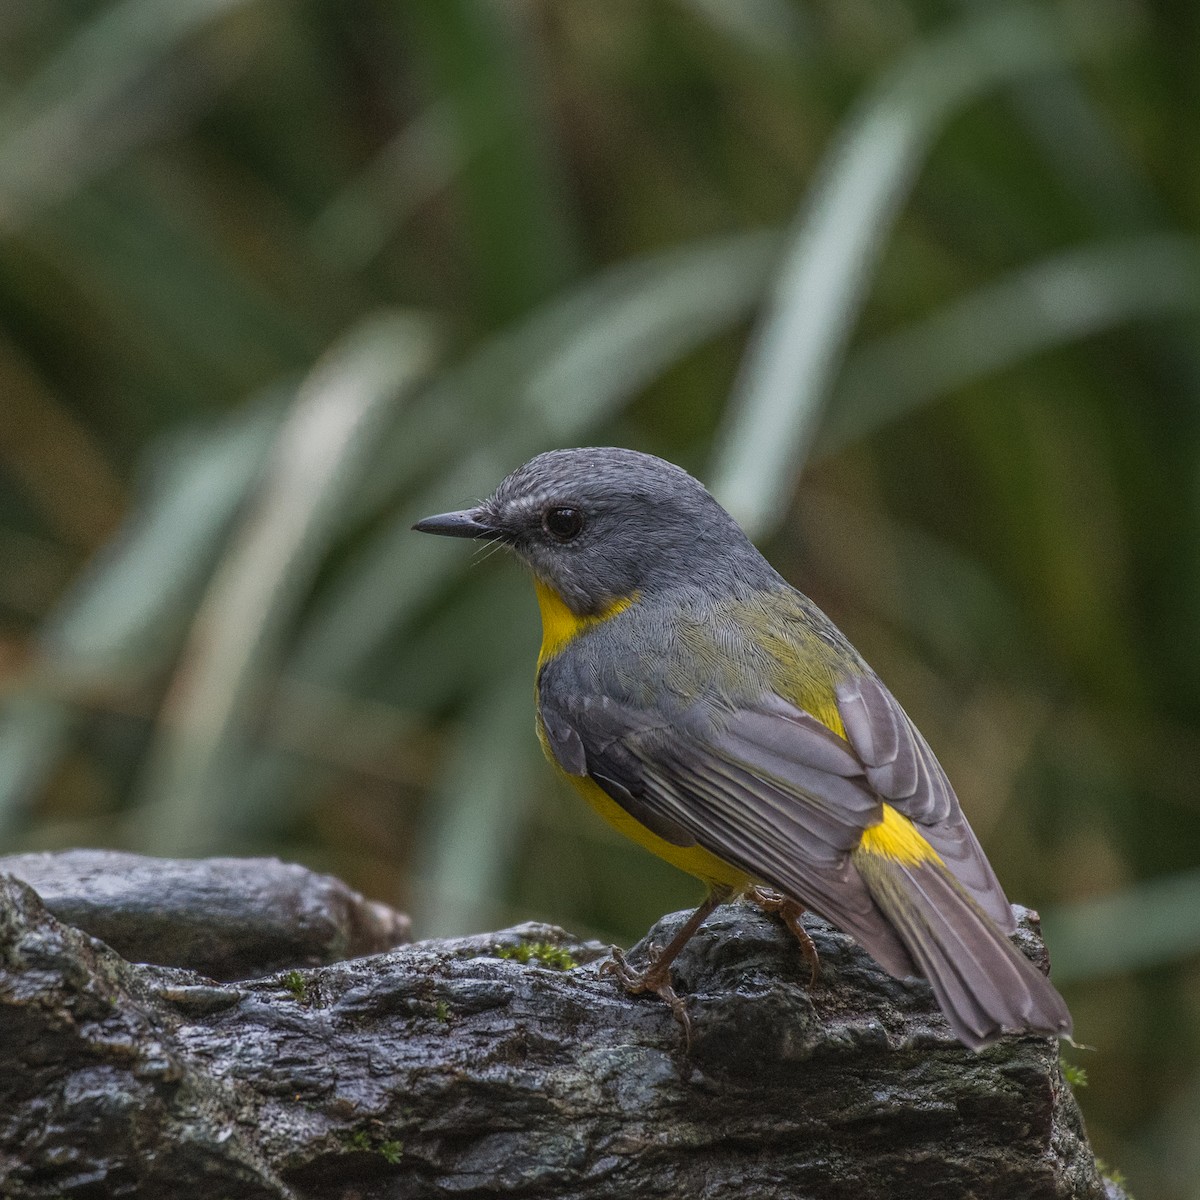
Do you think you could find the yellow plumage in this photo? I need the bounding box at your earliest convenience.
[531,578,930,887]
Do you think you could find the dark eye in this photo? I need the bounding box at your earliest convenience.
[543,506,584,541]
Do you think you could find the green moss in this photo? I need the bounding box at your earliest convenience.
[1095,1158,1133,1196]
[434,999,450,1023]
[496,941,577,970]
[282,970,309,1004]
[346,1128,404,1164]
[1060,1057,1088,1089]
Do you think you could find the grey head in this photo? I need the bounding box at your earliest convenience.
[413,447,778,614]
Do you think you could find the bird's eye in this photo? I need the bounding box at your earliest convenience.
[543,506,584,541]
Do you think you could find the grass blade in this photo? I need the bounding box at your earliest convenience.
[675,0,810,62]
[134,314,440,851]
[1044,868,1200,982]
[409,669,544,938]
[308,101,463,272]
[0,401,281,829]
[710,3,1107,536]
[0,0,258,225]
[821,235,1200,455]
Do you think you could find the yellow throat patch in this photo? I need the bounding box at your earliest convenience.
[533,578,636,666]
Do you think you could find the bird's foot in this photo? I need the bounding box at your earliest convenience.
[602,946,693,1049]
[747,885,821,986]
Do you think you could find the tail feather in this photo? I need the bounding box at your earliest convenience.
[853,849,1072,1050]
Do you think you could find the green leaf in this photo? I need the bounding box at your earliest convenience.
[821,235,1200,456]
[0,401,281,830]
[1043,867,1200,982]
[0,0,258,224]
[404,0,578,326]
[710,3,1111,537]
[132,314,440,852]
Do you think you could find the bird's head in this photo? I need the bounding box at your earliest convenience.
[413,447,766,615]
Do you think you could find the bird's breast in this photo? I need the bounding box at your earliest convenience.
[533,577,637,667]
[536,711,752,890]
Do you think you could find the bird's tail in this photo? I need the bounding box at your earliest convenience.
[852,841,1072,1051]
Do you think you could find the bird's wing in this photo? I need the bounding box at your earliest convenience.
[540,688,918,977]
[541,672,1064,1046]
[834,672,1014,931]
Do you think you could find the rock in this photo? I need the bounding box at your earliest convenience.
[0,850,410,980]
[0,868,1117,1199]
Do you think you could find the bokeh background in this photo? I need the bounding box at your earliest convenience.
[1,0,1198,1193]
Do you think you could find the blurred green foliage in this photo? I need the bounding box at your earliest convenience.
[0,1,1198,1195]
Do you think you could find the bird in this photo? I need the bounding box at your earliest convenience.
[413,446,1072,1050]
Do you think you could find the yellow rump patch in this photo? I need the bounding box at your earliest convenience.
[857,804,943,867]
[534,578,635,665]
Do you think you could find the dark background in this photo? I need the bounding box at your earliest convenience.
[1,2,1197,1195]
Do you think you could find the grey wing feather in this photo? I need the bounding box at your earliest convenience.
[592,769,699,848]
[856,851,1071,1047]
[540,706,588,776]
[645,754,915,977]
[540,668,1060,1040]
[835,673,1016,932]
[543,695,697,847]
[540,688,917,978]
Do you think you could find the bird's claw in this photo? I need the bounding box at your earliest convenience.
[603,946,693,1049]
[747,885,822,986]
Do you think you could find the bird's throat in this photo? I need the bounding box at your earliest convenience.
[533,578,635,666]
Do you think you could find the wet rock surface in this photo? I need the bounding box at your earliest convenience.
[0,850,411,980]
[0,863,1117,1199]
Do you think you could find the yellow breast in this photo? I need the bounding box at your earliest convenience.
[532,577,751,891]
[563,770,753,890]
[533,577,635,666]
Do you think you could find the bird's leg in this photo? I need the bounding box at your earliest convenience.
[746,885,821,986]
[603,889,727,1048]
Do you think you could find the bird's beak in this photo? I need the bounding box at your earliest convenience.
[411,508,505,540]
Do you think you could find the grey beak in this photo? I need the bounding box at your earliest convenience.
[411,508,504,540]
